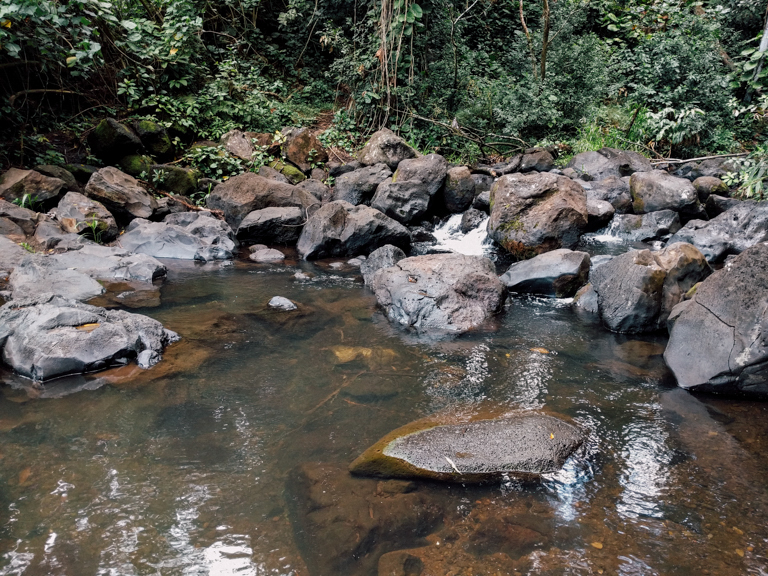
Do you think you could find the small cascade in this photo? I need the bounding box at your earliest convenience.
[431,213,492,256]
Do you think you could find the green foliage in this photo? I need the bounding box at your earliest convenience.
[723,144,768,201]
[12,194,42,211]
[183,145,245,180]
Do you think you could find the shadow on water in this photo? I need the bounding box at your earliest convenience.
[1,258,767,575]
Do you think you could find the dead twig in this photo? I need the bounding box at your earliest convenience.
[650,152,749,165]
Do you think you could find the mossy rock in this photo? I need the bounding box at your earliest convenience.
[169,122,195,145]
[118,155,154,177]
[133,120,175,161]
[87,118,142,163]
[64,164,99,184]
[151,164,199,196]
[269,159,306,184]
[34,165,79,191]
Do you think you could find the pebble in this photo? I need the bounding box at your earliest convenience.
[250,248,285,262]
[268,296,297,311]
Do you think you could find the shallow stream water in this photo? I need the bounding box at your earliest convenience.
[2,235,768,575]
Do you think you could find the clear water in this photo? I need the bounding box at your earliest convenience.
[1,252,768,575]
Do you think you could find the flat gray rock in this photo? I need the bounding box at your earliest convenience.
[349,414,584,483]
[500,249,590,297]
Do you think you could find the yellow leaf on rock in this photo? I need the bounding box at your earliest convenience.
[169,47,178,55]
[530,347,549,354]
[76,323,100,332]
[736,549,745,557]
[591,542,603,549]
[1,19,11,28]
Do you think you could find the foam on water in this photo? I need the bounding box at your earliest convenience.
[431,213,492,256]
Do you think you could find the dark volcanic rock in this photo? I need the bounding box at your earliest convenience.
[296,179,328,202]
[0,199,40,235]
[473,190,491,213]
[369,253,505,333]
[206,173,318,229]
[220,129,254,161]
[704,195,740,219]
[666,201,768,263]
[357,128,419,169]
[84,167,158,223]
[586,198,615,230]
[630,171,701,217]
[0,295,178,381]
[487,172,588,258]
[282,127,328,172]
[237,207,305,245]
[87,118,143,163]
[371,181,433,225]
[53,191,118,242]
[297,201,410,259]
[460,208,487,234]
[393,154,448,197]
[441,166,475,213]
[361,244,407,286]
[133,119,174,161]
[566,148,651,180]
[500,249,590,297]
[333,164,393,205]
[693,176,728,202]
[350,414,584,483]
[591,243,711,333]
[520,149,555,172]
[0,168,67,205]
[664,243,768,396]
[587,175,632,213]
[605,210,681,242]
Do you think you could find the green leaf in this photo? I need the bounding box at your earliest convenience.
[410,3,422,18]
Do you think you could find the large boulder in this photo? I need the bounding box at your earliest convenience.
[586,197,615,230]
[34,165,79,192]
[692,176,728,202]
[297,201,410,259]
[53,191,118,242]
[119,212,236,261]
[629,171,701,216]
[487,172,588,258]
[369,253,505,333]
[604,210,681,242]
[333,164,392,205]
[282,127,328,172]
[392,154,448,196]
[586,175,632,213]
[664,243,768,396]
[220,129,254,161]
[566,148,652,180]
[358,128,419,169]
[705,195,740,219]
[591,243,711,333]
[206,173,317,229]
[132,119,174,161]
[87,118,143,163]
[150,164,199,196]
[350,414,584,483]
[84,167,158,223]
[0,168,67,205]
[666,201,768,263]
[520,149,555,172]
[500,249,590,297]
[371,154,448,223]
[236,207,305,245]
[0,199,40,235]
[441,166,475,213]
[0,295,178,381]
[360,244,406,286]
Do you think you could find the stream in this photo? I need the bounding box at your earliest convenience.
[1,220,768,575]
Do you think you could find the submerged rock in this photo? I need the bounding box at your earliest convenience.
[0,295,179,381]
[500,249,590,297]
[665,243,768,396]
[350,414,584,483]
[250,248,286,262]
[297,201,410,259]
[358,128,419,170]
[487,172,588,258]
[369,253,505,333]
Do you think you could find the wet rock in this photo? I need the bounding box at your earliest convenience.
[132,119,174,161]
[0,168,67,205]
[586,198,615,230]
[84,167,158,223]
[393,154,448,196]
[470,173,493,194]
[250,248,286,262]
[333,164,393,205]
[441,166,475,213]
[297,201,410,260]
[117,154,154,177]
[572,283,599,314]
[460,208,487,234]
[371,181,433,225]
[285,463,443,576]
[53,191,118,242]
[0,199,40,235]
[236,207,305,245]
[150,164,199,196]
[0,295,178,381]
[500,249,591,297]
[358,128,419,170]
[630,171,701,217]
[704,195,740,219]
[119,212,236,261]
[693,176,728,202]
[350,414,584,483]
[282,127,328,172]
[487,172,588,258]
[591,243,711,333]
[206,173,318,229]
[587,176,632,213]
[87,118,143,163]
[361,244,407,286]
[566,148,651,181]
[220,129,254,160]
[666,201,768,263]
[472,190,491,213]
[520,149,555,172]
[33,165,79,192]
[369,253,505,333]
[296,179,328,202]
[268,296,296,310]
[604,210,681,242]
[664,244,768,396]
[9,256,104,302]
[378,551,425,576]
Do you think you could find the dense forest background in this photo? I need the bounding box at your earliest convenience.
[1,0,767,171]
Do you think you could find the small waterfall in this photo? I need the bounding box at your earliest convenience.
[431,213,492,256]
